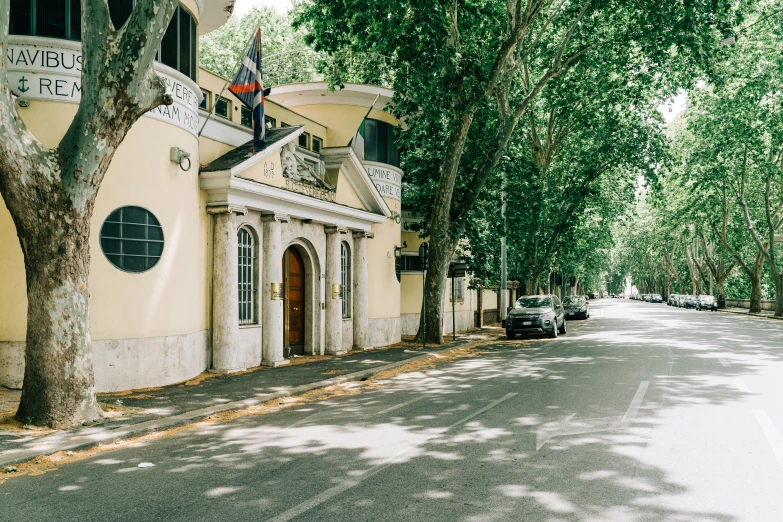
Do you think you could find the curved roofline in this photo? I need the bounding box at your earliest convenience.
[266,82,394,110]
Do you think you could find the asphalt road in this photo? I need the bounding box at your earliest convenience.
[3,299,783,522]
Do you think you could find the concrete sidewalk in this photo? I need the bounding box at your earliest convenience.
[718,307,782,320]
[0,328,503,468]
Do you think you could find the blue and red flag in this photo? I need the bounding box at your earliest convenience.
[229,29,270,153]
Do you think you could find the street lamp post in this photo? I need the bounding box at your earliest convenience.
[419,242,430,350]
[500,172,508,326]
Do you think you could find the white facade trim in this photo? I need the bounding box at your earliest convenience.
[321,147,392,218]
[198,109,253,146]
[7,36,203,136]
[200,171,386,231]
[268,82,393,109]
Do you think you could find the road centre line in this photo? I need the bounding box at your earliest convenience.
[268,393,518,522]
[753,409,783,473]
[735,378,751,393]
[718,357,731,368]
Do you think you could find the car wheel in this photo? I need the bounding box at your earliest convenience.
[559,318,567,334]
[506,331,516,340]
[548,323,558,339]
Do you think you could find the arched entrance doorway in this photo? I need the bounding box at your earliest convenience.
[283,246,305,356]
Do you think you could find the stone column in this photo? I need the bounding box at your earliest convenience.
[476,279,484,328]
[352,231,373,350]
[325,226,347,355]
[261,212,290,367]
[208,205,247,373]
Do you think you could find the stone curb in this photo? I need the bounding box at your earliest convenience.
[717,309,783,321]
[0,336,486,468]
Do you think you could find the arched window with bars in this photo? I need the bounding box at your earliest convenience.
[237,227,256,325]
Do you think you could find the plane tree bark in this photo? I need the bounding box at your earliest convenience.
[736,144,783,317]
[0,0,178,427]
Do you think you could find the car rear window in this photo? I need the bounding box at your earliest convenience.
[515,296,552,308]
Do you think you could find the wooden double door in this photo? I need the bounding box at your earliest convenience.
[283,247,305,356]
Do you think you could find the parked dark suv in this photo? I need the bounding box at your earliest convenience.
[563,296,589,320]
[506,295,566,339]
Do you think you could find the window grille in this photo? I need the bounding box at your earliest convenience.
[99,206,164,273]
[238,227,256,325]
[341,242,351,318]
[215,97,230,119]
[241,106,252,128]
[400,254,422,272]
[451,276,465,301]
[200,89,211,111]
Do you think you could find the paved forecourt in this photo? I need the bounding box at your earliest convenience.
[2,299,783,522]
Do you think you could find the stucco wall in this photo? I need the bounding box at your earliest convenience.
[368,197,401,328]
[198,68,328,145]
[1,97,209,390]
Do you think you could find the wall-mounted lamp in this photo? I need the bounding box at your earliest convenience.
[394,246,402,258]
[170,147,192,172]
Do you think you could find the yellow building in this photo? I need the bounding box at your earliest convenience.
[0,0,478,393]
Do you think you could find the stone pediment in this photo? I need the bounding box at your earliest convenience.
[280,142,335,191]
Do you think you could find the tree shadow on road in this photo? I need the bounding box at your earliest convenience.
[3,304,782,521]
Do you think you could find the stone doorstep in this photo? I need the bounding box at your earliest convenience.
[0,333,494,468]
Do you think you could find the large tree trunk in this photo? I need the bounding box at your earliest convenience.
[749,251,765,314]
[416,112,473,344]
[0,0,177,427]
[776,277,783,318]
[15,211,101,426]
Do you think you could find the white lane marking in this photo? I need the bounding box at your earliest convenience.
[621,381,650,425]
[268,393,517,522]
[287,396,428,428]
[373,395,426,416]
[536,381,650,451]
[753,409,783,473]
[718,358,731,368]
[535,413,577,451]
[533,369,552,380]
[735,378,751,393]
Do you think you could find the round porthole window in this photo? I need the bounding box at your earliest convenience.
[100,206,164,273]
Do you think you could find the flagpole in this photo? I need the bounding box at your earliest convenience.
[197,26,261,138]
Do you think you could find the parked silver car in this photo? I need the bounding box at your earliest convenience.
[506,294,566,339]
[697,295,718,311]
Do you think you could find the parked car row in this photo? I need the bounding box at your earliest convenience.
[667,293,718,311]
[630,293,663,303]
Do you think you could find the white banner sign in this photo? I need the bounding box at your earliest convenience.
[6,41,201,136]
[364,163,402,201]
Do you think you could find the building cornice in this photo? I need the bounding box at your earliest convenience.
[200,171,385,231]
[320,147,392,218]
[267,82,394,110]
